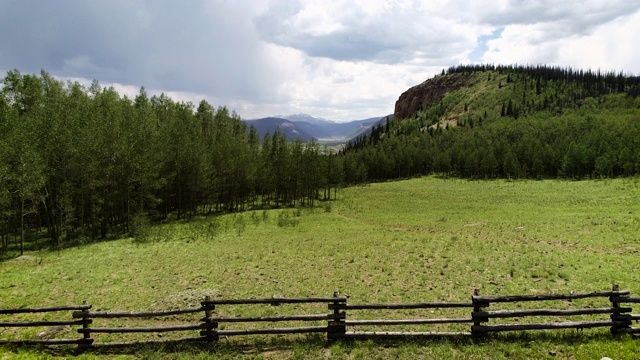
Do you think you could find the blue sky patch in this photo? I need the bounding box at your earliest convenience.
[469,27,505,62]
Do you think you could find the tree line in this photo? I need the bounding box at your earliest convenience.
[0,70,342,254]
[342,107,640,181]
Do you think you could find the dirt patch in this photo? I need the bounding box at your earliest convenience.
[427,118,458,131]
[464,221,487,227]
[7,255,37,262]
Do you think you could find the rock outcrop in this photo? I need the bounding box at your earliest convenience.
[394,73,469,120]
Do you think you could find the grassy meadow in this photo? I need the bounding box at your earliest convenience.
[1,176,640,359]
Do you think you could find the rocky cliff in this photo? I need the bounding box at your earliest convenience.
[394,73,469,120]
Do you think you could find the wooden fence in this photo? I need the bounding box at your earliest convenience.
[1,286,638,347]
[0,302,93,346]
[470,285,636,335]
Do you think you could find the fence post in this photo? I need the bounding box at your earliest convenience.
[79,300,93,347]
[201,295,218,341]
[327,291,346,341]
[471,289,487,338]
[610,284,631,335]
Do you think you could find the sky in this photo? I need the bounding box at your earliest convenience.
[1,0,639,122]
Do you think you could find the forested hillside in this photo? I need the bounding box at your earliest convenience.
[0,70,342,254]
[341,65,640,182]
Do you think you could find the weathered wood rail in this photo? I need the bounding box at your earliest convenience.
[471,285,634,335]
[1,285,639,347]
[0,303,93,346]
[198,295,347,340]
[330,300,474,338]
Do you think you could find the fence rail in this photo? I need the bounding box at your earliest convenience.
[202,297,346,305]
[74,307,203,319]
[1,285,639,347]
[345,318,473,326]
[473,307,631,319]
[472,320,628,333]
[0,304,91,315]
[471,290,630,303]
[329,301,473,310]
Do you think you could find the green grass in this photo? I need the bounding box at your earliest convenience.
[2,177,640,359]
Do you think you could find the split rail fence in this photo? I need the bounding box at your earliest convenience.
[1,285,639,347]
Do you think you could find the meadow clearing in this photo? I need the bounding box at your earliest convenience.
[1,176,640,359]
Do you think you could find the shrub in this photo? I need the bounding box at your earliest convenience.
[130,213,153,243]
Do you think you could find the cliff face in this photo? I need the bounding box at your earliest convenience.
[394,73,469,120]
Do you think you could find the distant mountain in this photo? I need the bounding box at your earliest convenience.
[243,113,393,145]
[275,114,393,144]
[345,115,394,144]
[276,113,330,125]
[244,117,317,142]
[342,116,393,141]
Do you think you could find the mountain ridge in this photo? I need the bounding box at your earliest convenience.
[245,113,392,143]
[243,117,317,142]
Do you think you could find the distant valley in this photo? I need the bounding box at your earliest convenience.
[243,113,393,145]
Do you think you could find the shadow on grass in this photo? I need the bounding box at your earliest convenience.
[0,231,127,264]
[3,335,327,359]
[2,332,634,358]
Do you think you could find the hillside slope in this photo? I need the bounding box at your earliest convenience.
[394,64,640,125]
[341,65,640,182]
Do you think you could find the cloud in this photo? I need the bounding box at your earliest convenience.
[254,0,479,65]
[1,0,639,121]
[481,1,640,71]
[476,0,640,31]
[0,0,283,100]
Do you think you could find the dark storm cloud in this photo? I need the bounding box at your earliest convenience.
[279,31,399,62]
[0,0,277,100]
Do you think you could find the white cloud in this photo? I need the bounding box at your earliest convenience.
[558,10,640,73]
[482,1,640,72]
